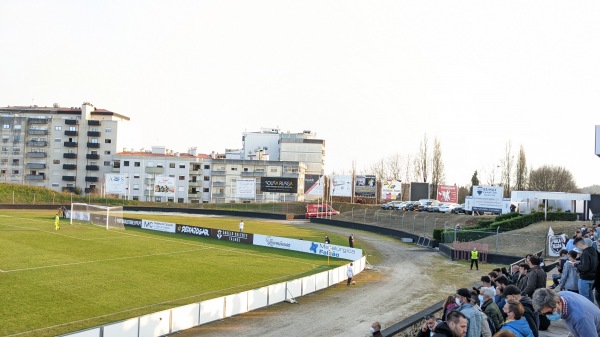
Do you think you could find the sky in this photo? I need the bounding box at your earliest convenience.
[1,1,600,188]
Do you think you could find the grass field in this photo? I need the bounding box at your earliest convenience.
[0,210,352,337]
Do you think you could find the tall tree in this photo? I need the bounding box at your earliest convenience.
[415,133,429,183]
[458,185,470,203]
[430,137,445,199]
[500,141,514,197]
[470,170,479,195]
[387,153,402,181]
[370,158,387,181]
[514,145,528,191]
[528,165,578,192]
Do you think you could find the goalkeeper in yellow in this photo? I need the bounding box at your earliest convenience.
[54,213,60,230]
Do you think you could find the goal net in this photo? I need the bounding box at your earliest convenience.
[70,203,124,230]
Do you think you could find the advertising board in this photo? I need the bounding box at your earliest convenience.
[141,219,176,233]
[381,179,402,201]
[105,173,127,194]
[176,224,211,237]
[331,175,352,197]
[260,177,298,193]
[236,178,256,199]
[210,229,253,244]
[304,175,324,196]
[437,185,458,203]
[253,234,362,261]
[154,176,175,197]
[354,175,376,198]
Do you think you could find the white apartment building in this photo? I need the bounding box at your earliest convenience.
[113,146,211,203]
[0,102,129,194]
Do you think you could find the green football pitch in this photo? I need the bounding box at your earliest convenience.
[0,210,350,337]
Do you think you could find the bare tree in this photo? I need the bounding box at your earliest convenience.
[484,163,500,186]
[514,145,528,191]
[415,134,429,183]
[430,137,445,199]
[528,165,578,192]
[500,141,514,197]
[370,158,387,181]
[402,154,413,183]
[387,153,403,180]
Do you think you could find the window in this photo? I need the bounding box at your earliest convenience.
[69,126,76,131]
[203,188,209,192]
[203,176,210,181]
[167,197,174,202]
[3,124,10,129]
[12,170,19,174]
[155,197,162,202]
[51,183,59,187]
[231,167,238,171]
[104,139,111,143]
[53,160,60,164]
[178,175,185,180]
[270,168,278,173]
[104,150,111,155]
[134,162,140,167]
[54,138,61,142]
[169,163,175,168]
[133,184,140,190]
[178,198,184,203]
[179,164,185,169]
[14,125,21,130]
[132,196,139,201]
[55,126,62,131]
[204,165,210,169]
[104,161,110,166]
[133,173,140,178]
[244,168,249,172]
[91,151,97,154]
[124,161,130,167]
[105,128,112,132]
[91,138,98,143]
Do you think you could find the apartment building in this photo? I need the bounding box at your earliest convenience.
[112,146,211,203]
[0,102,129,194]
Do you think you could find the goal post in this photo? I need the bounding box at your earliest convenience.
[70,203,124,230]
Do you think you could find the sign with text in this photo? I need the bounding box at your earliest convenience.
[331,175,352,197]
[260,177,298,193]
[105,173,127,194]
[355,175,376,198]
[154,176,175,197]
[141,219,176,233]
[210,229,253,244]
[472,186,503,200]
[253,234,362,261]
[437,185,458,203]
[176,224,211,237]
[381,179,402,201]
[304,175,324,196]
[236,178,256,199]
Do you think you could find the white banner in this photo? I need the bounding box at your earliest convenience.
[105,173,127,194]
[547,226,565,257]
[236,178,256,199]
[142,219,176,233]
[331,175,352,197]
[253,234,362,261]
[472,186,504,200]
[381,179,402,201]
[154,176,175,197]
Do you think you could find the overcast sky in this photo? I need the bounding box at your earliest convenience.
[1,1,599,187]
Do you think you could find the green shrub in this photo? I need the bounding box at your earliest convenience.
[477,219,495,228]
[433,228,444,241]
[495,212,522,222]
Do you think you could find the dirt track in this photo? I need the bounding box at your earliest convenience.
[172,221,485,337]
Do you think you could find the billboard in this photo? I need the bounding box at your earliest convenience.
[410,182,430,201]
[154,176,175,197]
[105,173,127,194]
[472,186,504,200]
[260,177,298,193]
[304,175,324,196]
[236,178,256,199]
[437,185,458,203]
[253,234,362,261]
[355,175,376,198]
[331,175,352,197]
[381,179,402,201]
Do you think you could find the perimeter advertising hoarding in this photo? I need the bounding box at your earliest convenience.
[176,224,211,238]
[354,175,376,197]
[210,229,253,244]
[331,175,352,197]
[437,185,458,203]
[253,234,362,261]
[105,173,127,194]
[381,179,402,201]
[236,178,256,199]
[154,176,175,197]
[121,217,142,227]
[141,219,176,233]
[304,175,324,196]
[260,177,298,193]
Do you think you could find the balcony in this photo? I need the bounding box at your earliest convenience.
[28,129,48,135]
[85,176,98,182]
[26,140,47,147]
[26,174,45,180]
[63,153,77,159]
[28,118,49,124]
[87,131,100,137]
[86,165,99,171]
[188,180,201,187]
[64,141,78,147]
[88,120,100,126]
[65,119,78,125]
[64,130,78,136]
[87,142,100,148]
[145,167,164,174]
[26,163,46,169]
[27,152,47,158]
[86,153,100,160]
[212,181,225,186]
[62,176,76,182]
[63,164,77,170]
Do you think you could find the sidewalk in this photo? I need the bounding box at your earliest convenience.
[539,319,569,337]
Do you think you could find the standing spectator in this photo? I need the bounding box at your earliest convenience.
[62,205,68,219]
[416,314,442,337]
[550,249,568,289]
[494,275,510,314]
[238,220,244,232]
[516,264,530,291]
[558,250,579,293]
[481,287,504,332]
[500,300,534,337]
[349,234,355,248]
[532,288,600,337]
[346,262,354,285]
[502,286,538,337]
[572,237,597,303]
[481,275,496,294]
[429,311,469,337]
[324,235,330,244]
[442,295,458,321]
[565,230,582,252]
[455,288,491,337]
[522,256,546,298]
[370,321,383,337]
[470,247,479,271]
[510,264,520,285]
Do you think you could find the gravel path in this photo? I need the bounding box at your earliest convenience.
[171,221,483,337]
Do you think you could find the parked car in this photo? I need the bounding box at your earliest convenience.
[439,203,460,213]
[380,201,404,210]
[392,201,408,210]
[404,201,416,211]
[417,200,437,212]
[426,203,442,212]
[306,204,340,218]
[451,204,466,214]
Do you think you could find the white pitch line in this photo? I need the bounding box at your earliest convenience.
[1,247,209,273]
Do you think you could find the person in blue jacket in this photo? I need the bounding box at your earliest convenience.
[500,299,534,337]
[533,288,600,337]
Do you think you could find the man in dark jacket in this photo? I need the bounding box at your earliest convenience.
[522,255,546,298]
[503,285,539,337]
[573,237,598,303]
[430,311,468,337]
